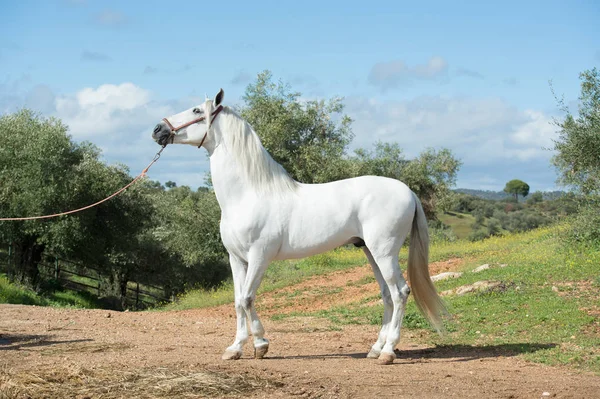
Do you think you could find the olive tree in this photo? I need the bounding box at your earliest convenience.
[0,110,153,299]
[240,70,355,183]
[552,68,600,245]
[552,68,600,194]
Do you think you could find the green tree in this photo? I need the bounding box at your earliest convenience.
[0,110,90,287]
[150,186,229,290]
[395,148,462,219]
[552,68,600,194]
[503,179,530,202]
[526,191,544,205]
[552,68,600,246]
[0,110,153,302]
[240,70,354,183]
[353,141,407,178]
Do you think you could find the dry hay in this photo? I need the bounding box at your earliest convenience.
[0,364,278,399]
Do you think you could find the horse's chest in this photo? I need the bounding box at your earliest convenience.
[220,211,280,249]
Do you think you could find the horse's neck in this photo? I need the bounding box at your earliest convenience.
[209,145,253,211]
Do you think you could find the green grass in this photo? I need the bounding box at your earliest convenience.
[438,212,477,239]
[0,274,102,309]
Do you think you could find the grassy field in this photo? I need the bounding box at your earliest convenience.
[438,211,477,239]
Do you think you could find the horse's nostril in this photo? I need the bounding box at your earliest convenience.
[153,124,162,134]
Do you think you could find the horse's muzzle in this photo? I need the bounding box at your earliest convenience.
[152,122,172,146]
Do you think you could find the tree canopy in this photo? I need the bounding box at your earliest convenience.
[240,70,354,184]
[503,179,530,202]
[552,68,600,195]
[552,68,600,246]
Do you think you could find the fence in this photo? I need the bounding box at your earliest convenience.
[2,245,169,309]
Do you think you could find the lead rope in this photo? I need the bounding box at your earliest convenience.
[0,146,167,221]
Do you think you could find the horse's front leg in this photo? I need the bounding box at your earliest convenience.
[241,254,270,359]
[222,254,248,360]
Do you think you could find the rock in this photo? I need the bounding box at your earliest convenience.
[441,281,504,296]
[552,286,559,293]
[472,264,490,273]
[431,272,463,282]
[542,392,551,397]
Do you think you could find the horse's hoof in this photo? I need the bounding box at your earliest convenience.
[221,350,242,360]
[254,344,269,359]
[366,349,380,359]
[377,352,396,365]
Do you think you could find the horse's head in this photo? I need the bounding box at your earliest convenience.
[152,89,224,148]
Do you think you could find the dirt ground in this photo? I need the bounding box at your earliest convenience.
[1,262,600,398]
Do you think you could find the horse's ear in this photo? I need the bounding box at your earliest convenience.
[214,88,224,106]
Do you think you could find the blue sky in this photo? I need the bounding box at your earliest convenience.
[1,0,598,191]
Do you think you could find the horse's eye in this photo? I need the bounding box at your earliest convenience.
[192,108,202,114]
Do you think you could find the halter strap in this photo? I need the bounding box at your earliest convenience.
[162,105,223,147]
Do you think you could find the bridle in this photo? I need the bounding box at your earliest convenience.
[161,105,223,148]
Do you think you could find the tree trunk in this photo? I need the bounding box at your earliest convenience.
[12,238,45,291]
[108,267,129,310]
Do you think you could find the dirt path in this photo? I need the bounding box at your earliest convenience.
[2,262,600,398]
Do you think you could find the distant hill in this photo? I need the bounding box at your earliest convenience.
[455,189,568,201]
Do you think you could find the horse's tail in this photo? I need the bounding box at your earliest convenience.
[407,192,448,333]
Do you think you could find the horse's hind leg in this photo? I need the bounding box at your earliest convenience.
[369,251,410,365]
[362,247,393,359]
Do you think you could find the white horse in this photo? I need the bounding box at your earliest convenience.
[152,89,447,365]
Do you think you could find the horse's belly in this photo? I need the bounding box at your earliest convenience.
[274,211,359,260]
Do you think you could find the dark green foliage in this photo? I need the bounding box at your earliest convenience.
[450,191,577,241]
[551,68,600,247]
[0,110,229,306]
[486,218,501,236]
[150,186,229,291]
[240,70,354,184]
[566,197,600,246]
[552,68,600,195]
[527,192,544,205]
[503,179,530,202]
[467,229,489,242]
[428,219,458,243]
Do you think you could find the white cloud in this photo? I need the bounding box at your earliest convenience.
[346,95,557,162]
[75,83,150,110]
[53,83,165,139]
[368,56,448,90]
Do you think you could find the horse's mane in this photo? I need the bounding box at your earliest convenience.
[218,107,298,194]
